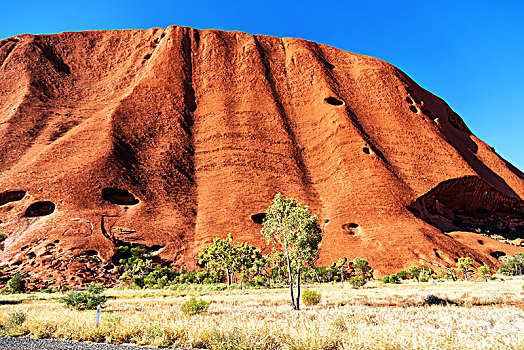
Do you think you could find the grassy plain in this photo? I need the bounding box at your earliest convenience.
[1,278,523,349]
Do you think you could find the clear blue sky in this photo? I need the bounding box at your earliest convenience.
[1,1,522,171]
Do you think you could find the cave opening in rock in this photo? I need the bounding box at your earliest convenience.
[489,251,506,259]
[324,97,344,106]
[0,190,26,206]
[102,188,139,205]
[363,147,371,154]
[251,213,266,225]
[409,105,418,113]
[406,96,414,104]
[24,201,56,217]
[342,222,360,234]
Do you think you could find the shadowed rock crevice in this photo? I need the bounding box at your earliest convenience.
[34,41,71,75]
[0,190,26,206]
[102,188,139,205]
[24,201,56,217]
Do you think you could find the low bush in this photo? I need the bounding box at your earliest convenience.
[349,276,366,289]
[181,297,208,315]
[7,274,25,293]
[6,311,27,328]
[396,270,411,280]
[302,289,321,306]
[86,283,104,294]
[331,316,347,331]
[254,275,267,287]
[388,274,401,284]
[60,291,107,310]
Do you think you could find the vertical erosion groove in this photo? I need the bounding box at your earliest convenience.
[252,36,320,205]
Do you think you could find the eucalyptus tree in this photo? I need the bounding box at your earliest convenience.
[261,193,322,310]
[198,233,237,287]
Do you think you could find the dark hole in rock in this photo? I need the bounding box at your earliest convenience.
[144,53,151,60]
[406,96,414,104]
[428,115,437,121]
[54,240,60,243]
[102,263,115,271]
[251,213,266,225]
[77,250,99,258]
[24,201,56,217]
[342,223,360,234]
[27,252,36,259]
[324,97,344,106]
[489,251,505,259]
[477,239,484,245]
[363,147,371,154]
[409,105,418,113]
[0,190,26,206]
[102,188,139,205]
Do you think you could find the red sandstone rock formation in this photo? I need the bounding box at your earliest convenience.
[0,26,522,285]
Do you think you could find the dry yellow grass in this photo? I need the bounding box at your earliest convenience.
[1,278,523,349]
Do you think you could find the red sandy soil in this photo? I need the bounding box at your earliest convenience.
[0,26,522,285]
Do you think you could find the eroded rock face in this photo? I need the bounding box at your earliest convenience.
[408,176,524,235]
[0,26,523,284]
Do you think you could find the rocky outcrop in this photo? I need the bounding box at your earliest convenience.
[0,26,522,284]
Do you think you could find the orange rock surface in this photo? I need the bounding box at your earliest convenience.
[0,26,522,284]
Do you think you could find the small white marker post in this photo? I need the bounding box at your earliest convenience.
[95,305,101,329]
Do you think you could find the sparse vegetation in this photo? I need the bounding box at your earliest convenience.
[498,252,524,276]
[181,296,209,315]
[7,274,25,293]
[0,232,7,251]
[301,289,321,305]
[60,283,107,310]
[349,275,366,288]
[1,279,523,349]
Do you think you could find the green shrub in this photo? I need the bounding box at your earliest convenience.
[60,291,107,310]
[181,297,208,315]
[349,276,366,289]
[380,275,390,283]
[131,276,145,289]
[6,311,26,327]
[331,316,347,331]
[86,283,104,294]
[7,274,25,293]
[254,275,267,287]
[388,274,401,284]
[0,232,7,251]
[396,270,411,280]
[302,289,321,306]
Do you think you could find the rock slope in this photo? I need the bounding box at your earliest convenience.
[0,26,522,284]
